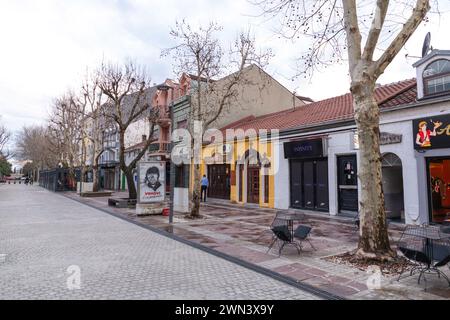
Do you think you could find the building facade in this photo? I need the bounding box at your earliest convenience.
[172,65,307,212]
[211,50,450,225]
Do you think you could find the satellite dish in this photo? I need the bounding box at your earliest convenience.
[422,32,431,57]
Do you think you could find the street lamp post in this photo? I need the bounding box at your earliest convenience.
[157,84,175,225]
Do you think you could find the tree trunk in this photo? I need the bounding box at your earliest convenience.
[92,164,100,192]
[190,163,202,217]
[352,84,396,261]
[124,168,137,200]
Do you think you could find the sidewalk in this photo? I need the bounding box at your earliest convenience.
[63,191,450,300]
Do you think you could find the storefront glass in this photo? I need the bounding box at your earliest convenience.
[427,157,450,223]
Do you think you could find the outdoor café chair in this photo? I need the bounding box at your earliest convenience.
[256,210,285,241]
[266,216,302,257]
[293,225,316,251]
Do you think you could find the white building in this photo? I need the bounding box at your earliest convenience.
[225,49,450,225]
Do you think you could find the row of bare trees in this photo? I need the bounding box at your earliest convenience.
[14,62,160,197]
[15,20,269,211]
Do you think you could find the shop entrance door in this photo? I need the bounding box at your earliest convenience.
[104,168,116,191]
[337,155,358,213]
[207,164,230,199]
[427,157,450,223]
[290,159,329,211]
[247,167,260,204]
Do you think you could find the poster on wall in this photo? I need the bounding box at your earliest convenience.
[138,161,166,204]
[413,114,450,150]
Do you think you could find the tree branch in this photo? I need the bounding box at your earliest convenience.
[362,0,390,61]
[374,0,430,77]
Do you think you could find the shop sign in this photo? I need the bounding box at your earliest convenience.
[380,132,402,145]
[352,131,402,150]
[413,114,450,150]
[284,139,324,159]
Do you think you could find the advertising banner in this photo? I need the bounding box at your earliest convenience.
[138,161,166,203]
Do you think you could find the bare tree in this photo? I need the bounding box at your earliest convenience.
[0,117,12,159]
[15,125,60,180]
[80,72,109,192]
[97,61,160,200]
[255,0,434,260]
[48,92,85,185]
[164,20,271,218]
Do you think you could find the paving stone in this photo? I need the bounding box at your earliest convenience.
[0,184,318,300]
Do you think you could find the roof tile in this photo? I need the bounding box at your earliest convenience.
[222,78,417,133]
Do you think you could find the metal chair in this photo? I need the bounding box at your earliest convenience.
[266,216,301,256]
[257,210,285,241]
[293,225,316,251]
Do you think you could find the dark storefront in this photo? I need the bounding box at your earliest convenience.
[414,114,450,223]
[285,139,329,211]
[207,164,231,200]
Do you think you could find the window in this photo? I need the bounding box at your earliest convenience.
[423,59,450,96]
[175,165,190,188]
[264,174,269,204]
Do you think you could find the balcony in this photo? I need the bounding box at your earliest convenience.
[148,141,172,154]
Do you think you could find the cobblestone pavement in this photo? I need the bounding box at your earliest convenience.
[0,184,319,300]
[64,191,450,300]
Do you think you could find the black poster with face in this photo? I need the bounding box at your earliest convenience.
[284,139,324,159]
[413,114,450,150]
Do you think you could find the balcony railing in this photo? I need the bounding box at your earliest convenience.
[147,142,171,153]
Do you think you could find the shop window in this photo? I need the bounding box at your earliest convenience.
[428,158,450,223]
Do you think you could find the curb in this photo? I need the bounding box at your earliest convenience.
[60,191,346,301]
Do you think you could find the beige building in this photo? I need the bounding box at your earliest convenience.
[172,64,308,212]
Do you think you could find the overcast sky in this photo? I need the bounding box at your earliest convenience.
[1,0,450,138]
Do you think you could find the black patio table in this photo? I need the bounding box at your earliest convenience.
[398,224,450,288]
[403,224,450,262]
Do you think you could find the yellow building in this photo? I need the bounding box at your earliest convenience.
[199,128,277,208]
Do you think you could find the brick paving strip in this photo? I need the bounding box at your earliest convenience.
[0,184,322,300]
[61,190,450,300]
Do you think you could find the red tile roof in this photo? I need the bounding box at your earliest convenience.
[222,79,417,133]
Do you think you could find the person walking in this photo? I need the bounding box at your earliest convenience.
[201,175,209,202]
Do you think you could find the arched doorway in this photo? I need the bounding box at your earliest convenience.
[382,153,405,222]
[236,148,271,205]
